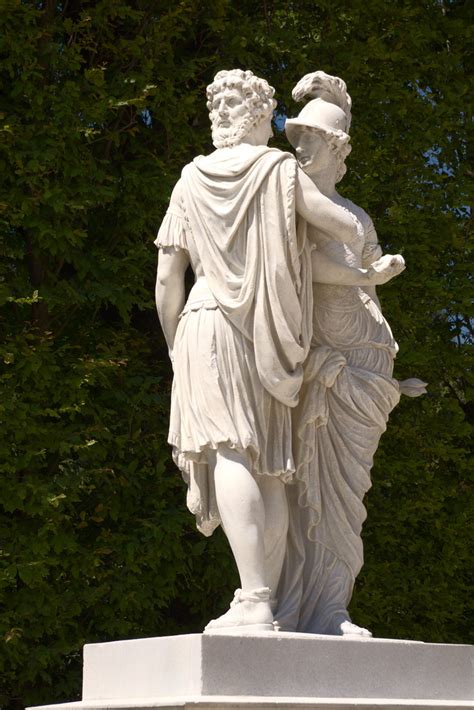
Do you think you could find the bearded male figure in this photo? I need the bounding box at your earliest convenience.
[155,69,403,631]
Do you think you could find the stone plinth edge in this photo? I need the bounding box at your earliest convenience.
[81,633,472,702]
[27,632,473,710]
[28,697,474,710]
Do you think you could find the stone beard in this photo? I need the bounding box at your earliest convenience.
[209,109,256,149]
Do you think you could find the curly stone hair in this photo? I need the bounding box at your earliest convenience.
[308,125,352,184]
[206,69,277,148]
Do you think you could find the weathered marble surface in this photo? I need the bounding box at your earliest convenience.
[155,68,425,635]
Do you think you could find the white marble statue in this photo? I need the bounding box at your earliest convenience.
[155,69,412,633]
[274,71,427,637]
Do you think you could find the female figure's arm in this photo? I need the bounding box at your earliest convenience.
[296,169,405,286]
[311,249,405,286]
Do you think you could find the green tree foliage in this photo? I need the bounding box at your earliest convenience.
[0,1,472,707]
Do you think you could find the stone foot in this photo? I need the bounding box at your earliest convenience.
[204,587,275,632]
[340,619,372,638]
[325,611,372,638]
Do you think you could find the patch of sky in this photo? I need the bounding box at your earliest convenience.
[141,108,153,127]
[274,111,287,132]
[424,146,455,177]
[448,313,473,347]
[409,81,437,107]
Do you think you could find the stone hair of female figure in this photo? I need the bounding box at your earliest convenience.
[275,71,426,637]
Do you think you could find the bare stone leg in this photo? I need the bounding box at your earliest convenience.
[205,444,274,631]
[257,475,289,603]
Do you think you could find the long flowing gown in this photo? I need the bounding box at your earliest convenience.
[275,200,401,633]
[155,145,313,537]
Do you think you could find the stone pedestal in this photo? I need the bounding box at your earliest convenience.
[29,632,473,710]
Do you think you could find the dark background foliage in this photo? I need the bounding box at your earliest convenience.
[0,0,472,707]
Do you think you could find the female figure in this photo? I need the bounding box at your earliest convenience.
[275,72,425,636]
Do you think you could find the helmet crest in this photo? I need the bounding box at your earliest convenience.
[291,70,352,133]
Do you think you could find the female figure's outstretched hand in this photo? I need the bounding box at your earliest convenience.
[366,253,405,285]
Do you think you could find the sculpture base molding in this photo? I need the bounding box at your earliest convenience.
[28,700,474,710]
[29,632,473,710]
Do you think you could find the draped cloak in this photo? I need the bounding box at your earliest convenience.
[156,145,313,536]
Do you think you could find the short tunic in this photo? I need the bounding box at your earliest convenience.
[155,146,313,536]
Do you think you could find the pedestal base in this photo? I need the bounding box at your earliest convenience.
[29,632,473,710]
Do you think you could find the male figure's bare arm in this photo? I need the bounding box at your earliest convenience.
[295,167,358,243]
[155,247,190,358]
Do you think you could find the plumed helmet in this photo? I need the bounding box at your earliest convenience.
[285,70,352,148]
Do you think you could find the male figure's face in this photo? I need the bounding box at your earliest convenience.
[209,86,252,147]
